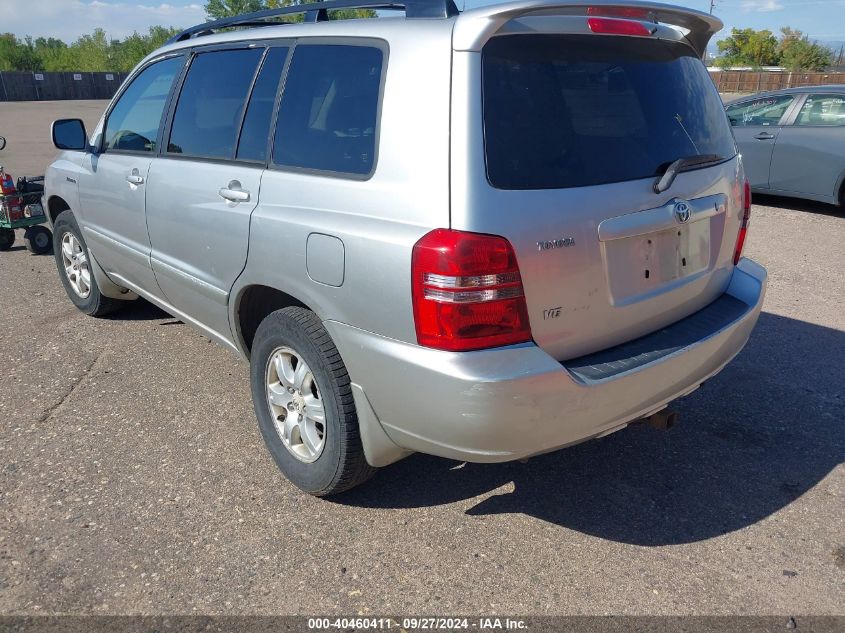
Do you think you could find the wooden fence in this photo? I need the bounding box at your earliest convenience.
[710,70,845,93]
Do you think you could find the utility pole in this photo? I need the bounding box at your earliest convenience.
[709,0,716,14]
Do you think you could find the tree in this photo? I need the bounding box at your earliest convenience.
[205,0,375,21]
[778,27,832,71]
[0,34,42,71]
[716,28,780,68]
[206,0,265,19]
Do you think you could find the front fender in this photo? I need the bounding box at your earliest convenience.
[44,152,86,228]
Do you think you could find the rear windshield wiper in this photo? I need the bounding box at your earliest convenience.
[653,154,726,194]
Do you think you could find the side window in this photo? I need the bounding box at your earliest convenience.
[104,56,183,153]
[168,48,264,159]
[237,47,289,162]
[726,95,795,128]
[273,44,384,177]
[794,94,845,127]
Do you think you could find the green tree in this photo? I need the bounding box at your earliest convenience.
[68,29,112,72]
[206,0,375,21]
[33,37,71,72]
[0,34,42,71]
[206,0,265,19]
[778,27,832,71]
[716,28,780,68]
[113,27,182,71]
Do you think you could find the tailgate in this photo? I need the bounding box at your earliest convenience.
[450,31,743,360]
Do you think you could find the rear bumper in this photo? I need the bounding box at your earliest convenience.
[325,258,767,464]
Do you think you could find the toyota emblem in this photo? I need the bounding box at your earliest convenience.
[674,200,691,224]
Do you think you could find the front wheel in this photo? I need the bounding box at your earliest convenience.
[24,225,52,255]
[52,210,120,316]
[250,306,376,496]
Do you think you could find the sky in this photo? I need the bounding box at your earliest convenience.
[0,0,843,45]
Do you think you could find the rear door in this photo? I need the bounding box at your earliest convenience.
[453,33,744,360]
[145,44,290,340]
[768,93,845,202]
[725,94,799,189]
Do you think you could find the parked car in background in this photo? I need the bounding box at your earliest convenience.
[44,0,766,496]
[725,86,845,207]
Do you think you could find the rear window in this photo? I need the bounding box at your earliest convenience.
[482,35,736,190]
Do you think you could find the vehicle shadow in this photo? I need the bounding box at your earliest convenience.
[754,193,842,218]
[336,312,844,545]
[103,297,173,322]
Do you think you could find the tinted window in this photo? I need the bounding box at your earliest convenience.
[482,35,737,190]
[237,47,289,162]
[795,94,845,126]
[726,95,795,127]
[168,48,264,159]
[104,56,183,153]
[273,44,383,176]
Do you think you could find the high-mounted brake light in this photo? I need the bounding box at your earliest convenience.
[587,16,653,37]
[733,179,751,265]
[411,229,532,351]
[587,6,651,19]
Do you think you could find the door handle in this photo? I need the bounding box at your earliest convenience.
[126,168,145,185]
[218,180,250,203]
[754,132,775,140]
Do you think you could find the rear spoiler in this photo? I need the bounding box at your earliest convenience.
[452,0,722,59]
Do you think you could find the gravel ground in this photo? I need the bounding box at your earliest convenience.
[0,100,842,616]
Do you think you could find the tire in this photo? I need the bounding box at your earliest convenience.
[250,306,376,496]
[0,228,14,251]
[23,225,53,255]
[52,210,120,317]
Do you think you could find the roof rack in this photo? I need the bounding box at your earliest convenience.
[168,0,460,44]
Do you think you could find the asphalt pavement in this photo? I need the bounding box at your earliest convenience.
[0,100,842,616]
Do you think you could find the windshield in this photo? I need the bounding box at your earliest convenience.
[482,34,737,190]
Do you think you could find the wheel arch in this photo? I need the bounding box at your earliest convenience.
[47,195,71,225]
[234,284,312,357]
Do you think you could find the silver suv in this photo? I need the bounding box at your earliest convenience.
[45,0,767,495]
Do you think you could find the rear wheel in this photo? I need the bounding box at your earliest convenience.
[250,306,376,496]
[52,210,120,317]
[0,228,14,251]
[23,225,52,255]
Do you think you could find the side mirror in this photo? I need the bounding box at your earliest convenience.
[0,136,5,150]
[52,119,88,151]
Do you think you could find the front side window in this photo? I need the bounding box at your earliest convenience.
[726,95,795,128]
[168,48,264,159]
[794,94,845,126]
[482,35,737,190]
[273,44,384,177]
[104,56,183,153]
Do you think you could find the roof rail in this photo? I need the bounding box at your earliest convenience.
[168,0,460,44]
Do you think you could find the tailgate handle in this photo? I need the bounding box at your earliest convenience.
[754,132,775,140]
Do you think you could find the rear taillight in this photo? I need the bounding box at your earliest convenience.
[411,229,532,352]
[587,16,653,37]
[733,179,751,265]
